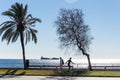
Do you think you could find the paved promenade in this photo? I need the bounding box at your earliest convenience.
[0,75,120,80]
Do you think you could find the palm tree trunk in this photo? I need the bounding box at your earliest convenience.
[20,31,26,69]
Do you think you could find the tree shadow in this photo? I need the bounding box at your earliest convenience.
[39,70,88,80]
[0,69,25,78]
[53,70,87,76]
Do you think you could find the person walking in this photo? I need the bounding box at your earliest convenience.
[66,57,74,71]
[60,57,64,70]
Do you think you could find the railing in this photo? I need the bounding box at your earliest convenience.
[1,61,120,70]
[70,63,120,70]
[91,63,120,70]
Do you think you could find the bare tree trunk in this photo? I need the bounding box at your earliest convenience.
[75,33,92,70]
[20,31,26,69]
[84,53,92,71]
[79,47,92,71]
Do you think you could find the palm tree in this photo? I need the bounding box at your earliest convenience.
[0,2,41,69]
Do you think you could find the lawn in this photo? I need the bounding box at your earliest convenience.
[80,71,120,77]
[0,69,120,77]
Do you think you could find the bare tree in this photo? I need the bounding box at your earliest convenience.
[55,9,93,70]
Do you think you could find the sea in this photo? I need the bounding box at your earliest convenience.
[0,59,120,68]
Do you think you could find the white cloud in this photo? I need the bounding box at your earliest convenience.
[64,0,78,4]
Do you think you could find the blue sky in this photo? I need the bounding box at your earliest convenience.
[0,0,120,59]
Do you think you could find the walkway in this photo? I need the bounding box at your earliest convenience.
[0,76,120,80]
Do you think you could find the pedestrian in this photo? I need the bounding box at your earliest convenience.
[60,57,64,70]
[66,57,74,71]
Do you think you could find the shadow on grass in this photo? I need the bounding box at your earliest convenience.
[53,70,88,76]
[40,71,88,80]
[0,69,25,78]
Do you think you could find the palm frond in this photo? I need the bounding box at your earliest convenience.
[2,11,15,18]
[25,29,31,44]
[27,18,41,26]
[30,28,37,43]
[0,2,41,45]
[0,21,16,35]
[25,14,32,21]
[12,30,19,43]
[1,28,13,42]
[23,5,28,18]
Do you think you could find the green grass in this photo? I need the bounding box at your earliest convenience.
[0,69,120,77]
[0,69,57,76]
[80,71,120,77]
